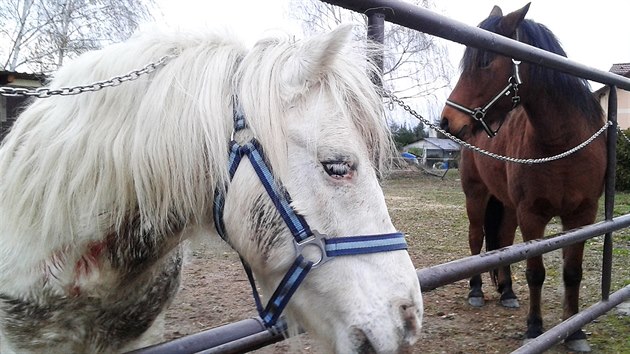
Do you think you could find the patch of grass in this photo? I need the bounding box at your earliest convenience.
[613,248,630,257]
[597,190,630,217]
[588,314,630,353]
[617,231,630,243]
[613,193,630,214]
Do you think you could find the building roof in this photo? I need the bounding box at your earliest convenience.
[594,63,630,97]
[423,137,460,151]
[609,63,630,77]
[0,70,46,86]
[404,137,460,151]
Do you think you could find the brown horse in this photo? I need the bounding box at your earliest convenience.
[440,3,606,352]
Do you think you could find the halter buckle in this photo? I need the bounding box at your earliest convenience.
[472,108,486,121]
[294,230,331,269]
[512,95,521,107]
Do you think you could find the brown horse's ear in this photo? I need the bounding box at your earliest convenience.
[490,5,503,17]
[497,3,531,36]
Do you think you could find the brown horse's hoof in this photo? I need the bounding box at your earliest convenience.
[565,338,591,352]
[522,337,535,347]
[468,296,485,307]
[500,298,520,308]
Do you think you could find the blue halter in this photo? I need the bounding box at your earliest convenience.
[213,99,408,329]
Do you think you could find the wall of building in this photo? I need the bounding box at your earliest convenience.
[599,87,630,129]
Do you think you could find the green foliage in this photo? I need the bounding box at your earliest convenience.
[407,147,423,157]
[390,121,426,149]
[616,129,630,191]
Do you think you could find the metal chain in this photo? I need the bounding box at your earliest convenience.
[383,91,612,165]
[0,53,177,98]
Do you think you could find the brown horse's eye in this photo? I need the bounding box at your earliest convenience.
[479,51,496,68]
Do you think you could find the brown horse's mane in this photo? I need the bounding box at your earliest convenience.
[461,17,603,124]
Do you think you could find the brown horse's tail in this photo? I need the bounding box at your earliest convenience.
[484,195,503,289]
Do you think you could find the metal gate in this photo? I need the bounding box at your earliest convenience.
[131,1,630,353]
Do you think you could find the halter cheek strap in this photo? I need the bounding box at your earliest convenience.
[213,99,408,329]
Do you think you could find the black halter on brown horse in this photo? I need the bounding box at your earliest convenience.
[440,3,606,352]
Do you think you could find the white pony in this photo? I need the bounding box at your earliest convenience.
[0,26,422,353]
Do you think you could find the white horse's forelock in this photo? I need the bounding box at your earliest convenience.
[236,31,394,183]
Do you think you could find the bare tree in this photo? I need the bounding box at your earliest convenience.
[288,0,452,101]
[0,0,155,72]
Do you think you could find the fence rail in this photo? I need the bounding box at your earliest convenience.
[130,216,630,354]
[322,0,630,90]
[417,215,630,290]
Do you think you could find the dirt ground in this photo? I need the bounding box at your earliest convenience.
[163,170,630,353]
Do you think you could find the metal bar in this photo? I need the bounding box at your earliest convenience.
[126,318,284,354]
[131,215,630,354]
[511,284,630,354]
[418,215,630,291]
[321,0,630,90]
[366,8,386,87]
[602,86,618,300]
[196,330,285,354]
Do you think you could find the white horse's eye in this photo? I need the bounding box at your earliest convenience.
[322,161,353,179]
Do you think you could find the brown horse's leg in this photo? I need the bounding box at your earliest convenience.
[524,255,545,338]
[563,241,585,316]
[496,208,519,308]
[561,212,595,352]
[519,213,550,340]
[466,196,487,307]
[561,241,591,352]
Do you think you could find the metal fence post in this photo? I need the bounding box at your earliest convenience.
[602,85,618,300]
[366,9,386,87]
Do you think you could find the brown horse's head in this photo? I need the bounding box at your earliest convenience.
[440,3,530,140]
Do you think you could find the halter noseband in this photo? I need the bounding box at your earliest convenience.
[213,98,408,329]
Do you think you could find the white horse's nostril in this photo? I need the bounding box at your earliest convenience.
[397,300,421,349]
[401,303,419,333]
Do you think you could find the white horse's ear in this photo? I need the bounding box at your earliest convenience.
[284,25,353,89]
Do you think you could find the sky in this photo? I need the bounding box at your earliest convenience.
[152,0,300,45]
[439,1,629,87]
[153,0,629,76]
[151,0,629,122]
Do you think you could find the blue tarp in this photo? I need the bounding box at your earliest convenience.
[401,152,416,159]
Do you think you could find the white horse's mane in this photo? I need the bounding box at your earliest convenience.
[0,28,393,274]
